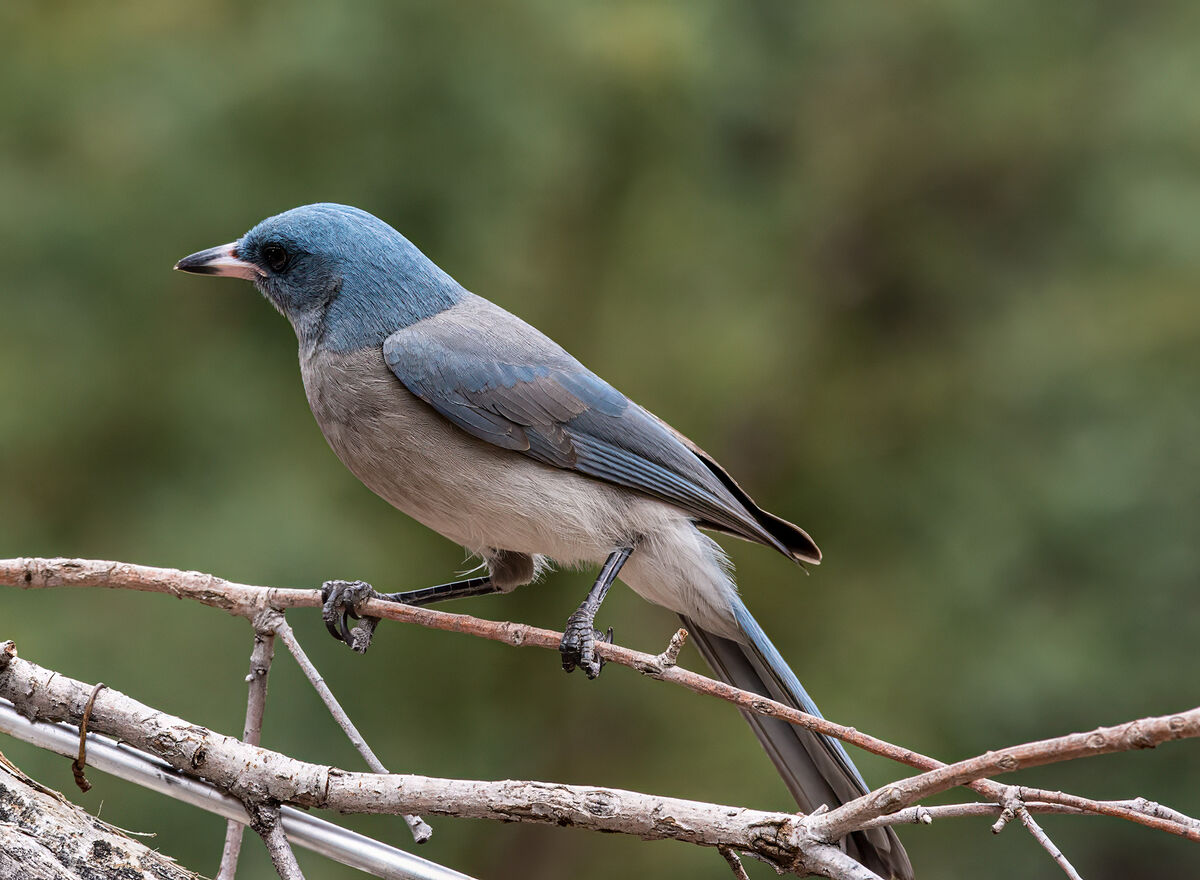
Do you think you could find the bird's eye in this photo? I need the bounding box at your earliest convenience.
[262,244,289,273]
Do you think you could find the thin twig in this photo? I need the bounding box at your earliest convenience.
[810,708,1200,843]
[248,802,306,880]
[1015,803,1084,880]
[718,845,751,880]
[216,620,277,880]
[1012,787,1200,837]
[856,802,1087,831]
[992,787,1085,880]
[274,614,432,843]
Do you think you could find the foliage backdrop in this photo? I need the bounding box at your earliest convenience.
[2,3,1198,878]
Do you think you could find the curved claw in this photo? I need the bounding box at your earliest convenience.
[338,608,358,644]
[321,580,375,647]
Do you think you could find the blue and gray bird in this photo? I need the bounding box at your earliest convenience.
[176,203,911,878]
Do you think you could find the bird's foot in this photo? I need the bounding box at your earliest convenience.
[559,610,613,679]
[321,579,381,653]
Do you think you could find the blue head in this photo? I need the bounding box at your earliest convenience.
[175,203,465,350]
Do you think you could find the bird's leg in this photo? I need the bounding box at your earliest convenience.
[560,545,634,679]
[379,576,498,607]
[321,576,501,652]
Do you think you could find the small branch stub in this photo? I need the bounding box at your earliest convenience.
[635,628,688,676]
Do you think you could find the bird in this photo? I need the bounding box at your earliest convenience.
[175,203,912,878]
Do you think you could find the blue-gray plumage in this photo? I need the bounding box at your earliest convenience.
[175,203,911,879]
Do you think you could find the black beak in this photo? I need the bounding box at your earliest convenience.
[174,243,263,280]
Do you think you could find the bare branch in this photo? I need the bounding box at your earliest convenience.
[217,621,276,880]
[0,750,202,880]
[0,644,832,875]
[1014,803,1083,880]
[273,614,432,843]
[0,698,473,880]
[1010,787,1200,839]
[5,558,1200,850]
[248,802,306,880]
[0,558,966,770]
[6,557,309,620]
[855,802,1090,831]
[797,835,885,880]
[811,709,1200,842]
[718,846,751,880]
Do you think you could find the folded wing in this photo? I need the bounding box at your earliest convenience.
[382,298,817,562]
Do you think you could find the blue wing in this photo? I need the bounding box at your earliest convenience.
[382,296,818,561]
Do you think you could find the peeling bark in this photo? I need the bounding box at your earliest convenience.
[0,751,201,880]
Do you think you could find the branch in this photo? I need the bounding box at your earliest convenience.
[0,698,471,880]
[5,556,1198,848]
[0,750,202,880]
[248,802,306,880]
[216,622,276,880]
[854,801,1084,831]
[6,556,1200,880]
[1013,799,1083,880]
[0,644,843,876]
[272,614,432,843]
[810,707,1200,843]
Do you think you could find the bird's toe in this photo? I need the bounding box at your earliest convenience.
[321,579,378,649]
[559,613,611,679]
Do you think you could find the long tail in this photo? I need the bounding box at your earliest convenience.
[681,598,913,880]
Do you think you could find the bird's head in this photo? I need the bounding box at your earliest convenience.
[175,203,464,350]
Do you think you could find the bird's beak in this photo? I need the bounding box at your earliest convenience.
[174,243,264,280]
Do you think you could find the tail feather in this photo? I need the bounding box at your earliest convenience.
[681,599,913,880]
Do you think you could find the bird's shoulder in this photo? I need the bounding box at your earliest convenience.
[382,293,629,427]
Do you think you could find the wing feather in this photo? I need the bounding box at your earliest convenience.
[383,301,799,556]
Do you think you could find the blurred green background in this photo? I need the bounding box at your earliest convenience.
[2,2,1198,878]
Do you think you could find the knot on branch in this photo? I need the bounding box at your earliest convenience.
[247,801,283,836]
[583,790,619,818]
[252,607,284,635]
[231,775,278,814]
[871,786,907,815]
[1125,721,1156,750]
[745,815,799,867]
[0,640,15,672]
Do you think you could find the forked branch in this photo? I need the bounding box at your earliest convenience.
[4,557,1200,880]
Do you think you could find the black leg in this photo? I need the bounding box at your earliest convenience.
[379,576,499,607]
[321,576,502,652]
[560,545,634,679]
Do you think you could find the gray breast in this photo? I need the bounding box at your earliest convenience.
[296,342,641,564]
